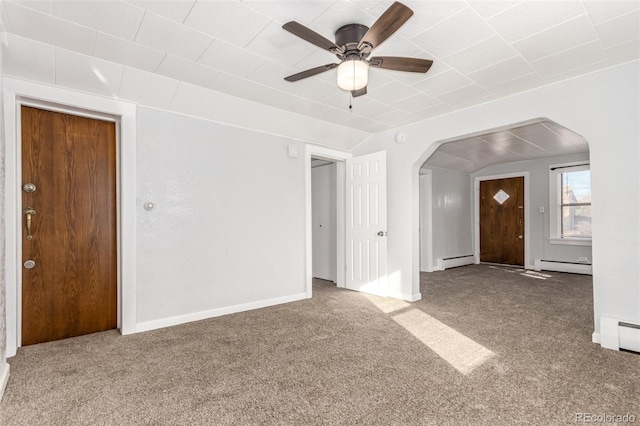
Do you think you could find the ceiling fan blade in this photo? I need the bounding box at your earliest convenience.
[351,86,367,97]
[358,2,413,50]
[369,56,433,73]
[283,21,342,53]
[284,63,339,82]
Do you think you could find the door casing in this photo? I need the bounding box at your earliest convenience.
[474,172,531,269]
[3,78,137,357]
[304,145,350,298]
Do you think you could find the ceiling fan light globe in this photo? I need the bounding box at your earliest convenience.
[337,60,368,91]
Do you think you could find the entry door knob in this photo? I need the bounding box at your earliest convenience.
[518,235,523,239]
[377,231,387,237]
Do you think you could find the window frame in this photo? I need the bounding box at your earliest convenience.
[548,162,592,246]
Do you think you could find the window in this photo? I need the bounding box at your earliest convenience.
[549,163,591,245]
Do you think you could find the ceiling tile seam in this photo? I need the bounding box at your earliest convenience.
[528,38,605,68]
[540,121,572,144]
[483,71,539,92]
[587,5,640,27]
[502,11,591,46]
[115,64,127,97]
[152,54,168,74]
[508,131,551,153]
[463,6,545,82]
[241,17,273,49]
[436,32,507,68]
[602,36,640,52]
[541,57,611,82]
[408,5,472,41]
[310,0,375,26]
[465,0,523,21]
[209,68,337,114]
[464,53,526,80]
[194,38,215,63]
[0,1,12,32]
[425,81,479,101]
[180,1,198,25]
[134,8,227,51]
[166,80,183,111]
[131,8,146,41]
[88,30,97,56]
[6,3,100,44]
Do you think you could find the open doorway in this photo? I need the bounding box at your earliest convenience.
[311,158,337,283]
[419,118,592,275]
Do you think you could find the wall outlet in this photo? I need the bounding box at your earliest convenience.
[577,256,589,263]
[539,206,545,214]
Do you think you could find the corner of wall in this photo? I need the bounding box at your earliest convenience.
[0,362,9,401]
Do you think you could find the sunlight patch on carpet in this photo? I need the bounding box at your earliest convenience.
[362,294,411,314]
[362,293,495,375]
[391,309,494,375]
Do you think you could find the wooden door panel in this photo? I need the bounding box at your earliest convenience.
[479,177,524,266]
[21,106,117,345]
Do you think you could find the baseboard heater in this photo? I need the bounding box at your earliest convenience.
[600,317,640,353]
[438,255,475,270]
[534,259,592,275]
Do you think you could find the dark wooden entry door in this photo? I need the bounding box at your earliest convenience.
[479,176,524,266]
[21,106,117,346]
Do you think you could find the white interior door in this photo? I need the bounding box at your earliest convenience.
[345,151,387,296]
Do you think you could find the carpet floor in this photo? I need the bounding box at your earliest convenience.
[1,264,638,425]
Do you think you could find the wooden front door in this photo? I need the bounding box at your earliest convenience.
[479,177,524,266]
[21,106,117,346]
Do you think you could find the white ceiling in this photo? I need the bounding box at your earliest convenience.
[1,0,639,151]
[422,119,589,173]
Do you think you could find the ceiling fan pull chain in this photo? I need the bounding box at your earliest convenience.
[349,92,353,111]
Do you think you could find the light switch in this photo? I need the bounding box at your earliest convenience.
[287,144,298,158]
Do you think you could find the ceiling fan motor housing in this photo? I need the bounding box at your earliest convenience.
[335,24,370,59]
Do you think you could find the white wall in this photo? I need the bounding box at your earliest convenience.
[136,107,307,326]
[473,153,591,266]
[420,168,473,270]
[353,61,640,340]
[0,36,9,395]
[311,163,336,282]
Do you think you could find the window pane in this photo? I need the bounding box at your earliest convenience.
[562,205,592,237]
[561,170,591,204]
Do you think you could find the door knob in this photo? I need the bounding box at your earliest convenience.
[23,183,36,193]
[377,231,387,237]
[518,235,523,239]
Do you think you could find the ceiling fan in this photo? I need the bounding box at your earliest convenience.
[282,1,433,97]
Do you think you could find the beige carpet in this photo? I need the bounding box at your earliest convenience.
[1,264,638,425]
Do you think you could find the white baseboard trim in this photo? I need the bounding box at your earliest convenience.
[534,259,592,275]
[441,255,475,270]
[599,317,640,352]
[136,292,307,333]
[592,332,600,344]
[0,362,10,402]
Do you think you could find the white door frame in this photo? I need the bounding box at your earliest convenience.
[3,78,137,357]
[474,172,532,269]
[304,145,351,298]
